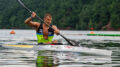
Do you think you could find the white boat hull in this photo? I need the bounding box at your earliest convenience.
[2,44,112,56]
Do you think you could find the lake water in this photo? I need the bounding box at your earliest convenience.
[0,29,120,67]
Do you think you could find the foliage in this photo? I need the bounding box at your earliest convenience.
[0,0,120,30]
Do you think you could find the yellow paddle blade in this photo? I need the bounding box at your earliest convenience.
[5,45,33,48]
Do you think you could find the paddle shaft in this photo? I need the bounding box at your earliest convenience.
[17,0,74,46]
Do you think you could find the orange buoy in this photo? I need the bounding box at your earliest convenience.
[90,31,94,34]
[10,30,16,34]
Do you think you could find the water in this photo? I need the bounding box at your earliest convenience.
[0,29,120,67]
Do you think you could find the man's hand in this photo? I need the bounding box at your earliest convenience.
[31,12,36,18]
[54,30,60,35]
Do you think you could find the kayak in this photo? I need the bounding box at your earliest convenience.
[1,44,112,56]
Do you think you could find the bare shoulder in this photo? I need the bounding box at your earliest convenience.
[52,25,59,30]
[52,25,57,28]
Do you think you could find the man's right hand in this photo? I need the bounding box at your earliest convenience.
[31,12,36,18]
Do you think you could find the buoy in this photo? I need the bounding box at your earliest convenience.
[90,31,94,34]
[10,30,16,34]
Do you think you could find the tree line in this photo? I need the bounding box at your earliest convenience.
[0,0,120,30]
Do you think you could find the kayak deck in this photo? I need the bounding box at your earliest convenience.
[2,44,112,56]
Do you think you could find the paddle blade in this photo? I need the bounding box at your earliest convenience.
[69,39,80,46]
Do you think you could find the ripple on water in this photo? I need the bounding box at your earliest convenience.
[0,31,120,67]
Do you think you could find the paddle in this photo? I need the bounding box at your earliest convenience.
[17,0,79,46]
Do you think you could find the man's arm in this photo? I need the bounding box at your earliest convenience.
[24,12,40,28]
[25,17,40,28]
[52,25,60,35]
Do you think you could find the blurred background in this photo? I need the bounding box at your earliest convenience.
[0,0,120,30]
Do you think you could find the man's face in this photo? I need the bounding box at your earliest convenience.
[44,16,52,25]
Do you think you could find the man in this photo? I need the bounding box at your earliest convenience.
[25,12,60,44]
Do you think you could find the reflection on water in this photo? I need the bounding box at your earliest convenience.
[37,51,112,67]
[37,52,55,67]
[0,30,120,67]
[0,49,36,67]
